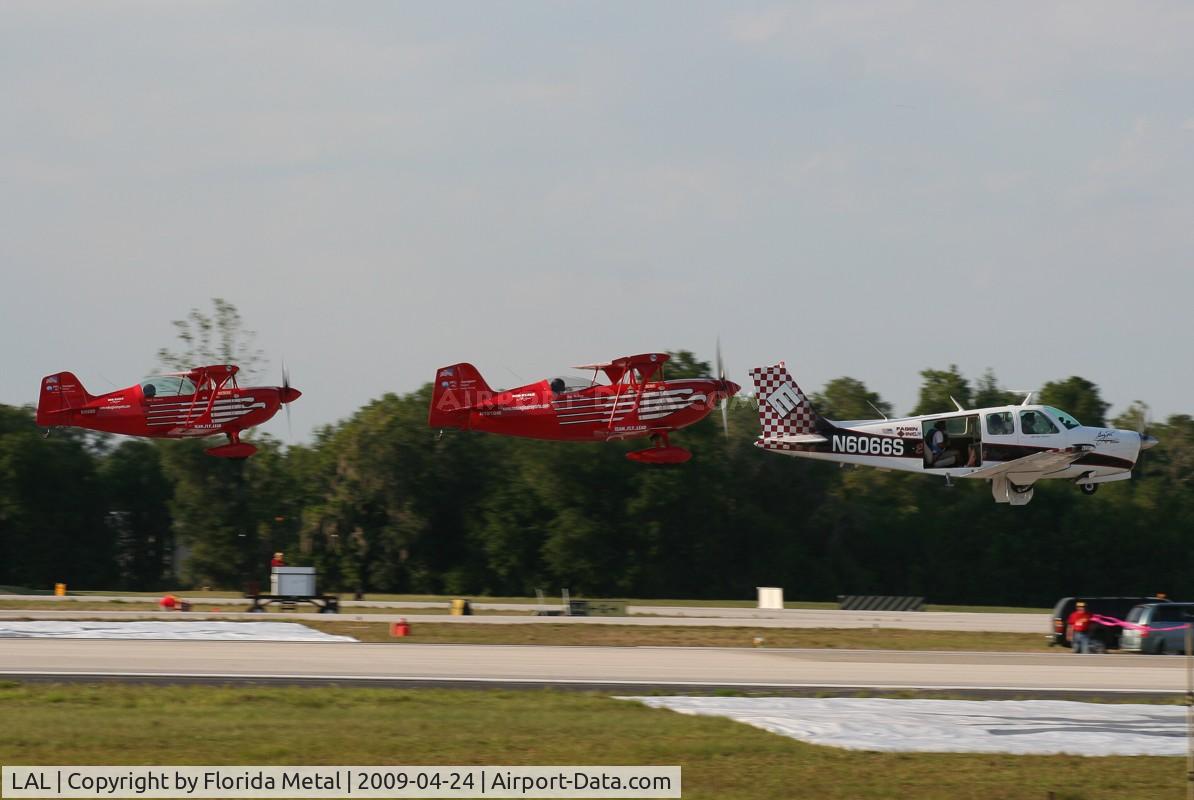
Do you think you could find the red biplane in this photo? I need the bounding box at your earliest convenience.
[428,352,740,463]
[36,364,300,458]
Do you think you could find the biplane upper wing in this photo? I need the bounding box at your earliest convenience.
[182,364,238,383]
[572,353,669,384]
[965,446,1093,482]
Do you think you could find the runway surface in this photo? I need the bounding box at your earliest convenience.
[0,639,1181,694]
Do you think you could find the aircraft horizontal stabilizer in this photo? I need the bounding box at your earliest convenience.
[771,433,829,445]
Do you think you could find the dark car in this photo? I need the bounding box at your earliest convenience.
[1048,596,1172,651]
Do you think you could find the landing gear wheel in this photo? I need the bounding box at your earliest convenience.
[1081,483,1098,496]
[1010,481,1033,494]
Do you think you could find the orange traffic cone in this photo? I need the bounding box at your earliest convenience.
[390,618,411,637]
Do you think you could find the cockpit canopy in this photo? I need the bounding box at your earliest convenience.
[548,375,594,394]
[141,376,197,398]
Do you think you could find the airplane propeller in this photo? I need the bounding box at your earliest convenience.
[1136,403,1158,468]
[716,338,729,437]
[278,358,301,439]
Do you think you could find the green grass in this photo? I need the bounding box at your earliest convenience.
[0,600,530,615]
[300,620,1050,651]
[0,683,1177,799]
[14,591,1052,614]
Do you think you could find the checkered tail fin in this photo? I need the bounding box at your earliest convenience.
[748,362,819,440]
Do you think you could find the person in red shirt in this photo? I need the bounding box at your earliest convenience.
[1067,600,1093,653]
[271,552,285,568]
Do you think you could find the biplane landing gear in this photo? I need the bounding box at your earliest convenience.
[205,431,258,460]
[1080,483,1098,496]
[41,428,50,439]
[626,433,692,465]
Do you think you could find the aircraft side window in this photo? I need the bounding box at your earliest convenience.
[986,412,1014,436]
[1020,410,1059,435]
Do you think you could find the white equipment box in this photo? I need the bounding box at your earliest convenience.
[271,566,317,596]
[757,586,784,610]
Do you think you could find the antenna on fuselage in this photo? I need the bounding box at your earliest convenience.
[949,396,966,412]
[867,401,889,421]
[1010,390,1037,406]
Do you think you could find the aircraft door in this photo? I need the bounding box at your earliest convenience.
[982,411,1017,464]
[922,414,981,469]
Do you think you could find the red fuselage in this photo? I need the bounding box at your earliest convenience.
[435,377,739,443]
[55,385,287,439]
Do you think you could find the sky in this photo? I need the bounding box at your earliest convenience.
[3,1,1193,442]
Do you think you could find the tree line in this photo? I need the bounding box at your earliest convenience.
[2,353,1190,607]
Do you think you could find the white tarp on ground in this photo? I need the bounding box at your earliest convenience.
[625,696,1187,756]
[0,621,356,642]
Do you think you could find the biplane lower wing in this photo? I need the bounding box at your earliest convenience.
[965,446,1093,482]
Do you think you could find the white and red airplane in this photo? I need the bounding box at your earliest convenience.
[749,362,1157,505]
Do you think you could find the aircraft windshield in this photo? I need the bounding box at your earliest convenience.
[142,376,197,398]
[1044,406,1082,430]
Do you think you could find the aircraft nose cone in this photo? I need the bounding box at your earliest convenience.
[280,387,301,404]
[719,380,741,400]
[1140,432,1159,450]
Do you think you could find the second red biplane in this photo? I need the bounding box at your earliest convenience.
[36,364,300,458]
[428,352,740,463]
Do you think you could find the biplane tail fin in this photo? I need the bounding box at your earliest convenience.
[748,362,821,441]
[428,363,492,429]
[36,371,93,426]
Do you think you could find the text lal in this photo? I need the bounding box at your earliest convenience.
[12,773,50,790]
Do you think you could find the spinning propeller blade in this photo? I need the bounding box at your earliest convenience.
[716,338,729,437]
[1136,403,1157,469]
[281,358,292,439]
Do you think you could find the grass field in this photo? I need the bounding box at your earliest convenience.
[26,590,1048,614]
[0,682,1178,799]
[296,620,1049,651]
